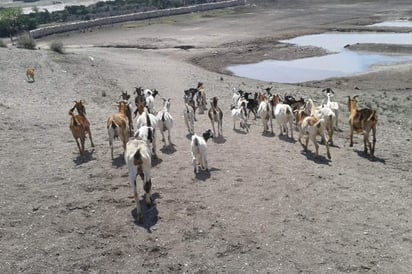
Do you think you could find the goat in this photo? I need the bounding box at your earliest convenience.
[348,95,377,157]
[26,68,35,82]
[272,94,294,139]
[124,138,152,223]
[191,129,213,174]
[257,94,273,134]
[68,100,95,156]
[88,56,95,66]
[298,115,331,159]
[134,87,146,117]
[208,97,223,137]
[231,102,249,133]
[196,82,208,114]
[135,103,158,157]
[232,88,244,107]
[145,91,157,115]
[119,91,134,135]
[322,88,340,130]
[107,101,129,159]
[183,103,195,135]
[305,98,336,145]
[244,92,259,120]
[156,98,174,147]
[184,88,199,121]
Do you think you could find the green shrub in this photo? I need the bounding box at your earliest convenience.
[50,41,64,54]
[16,35,36,49]
[0,40,6,48]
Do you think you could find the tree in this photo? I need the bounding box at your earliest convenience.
[0,8,23,44]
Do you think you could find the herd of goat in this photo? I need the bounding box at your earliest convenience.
[68,84,377,222]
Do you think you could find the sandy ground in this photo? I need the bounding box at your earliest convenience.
[1,0,412,273]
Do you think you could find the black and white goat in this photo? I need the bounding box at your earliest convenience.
[191,129,213,174]
[231,102,249,133]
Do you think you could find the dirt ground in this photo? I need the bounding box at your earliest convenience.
[1,0,412,273]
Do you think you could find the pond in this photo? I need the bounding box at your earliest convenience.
[227,32,412,83]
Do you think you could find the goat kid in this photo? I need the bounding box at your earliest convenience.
[322,88,340,130]
[191,129,213,174]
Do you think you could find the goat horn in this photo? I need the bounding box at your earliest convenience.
[353,95,359,99]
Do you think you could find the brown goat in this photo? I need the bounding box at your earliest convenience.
[348,96,377,157]
[69,100,95,156]
[26,68,35,82]
[107,101,129,159]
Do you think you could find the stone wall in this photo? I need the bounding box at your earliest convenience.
[30,0,246,39]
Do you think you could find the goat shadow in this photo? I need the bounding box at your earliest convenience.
[112,154,125,168]
[278,134,296,144]
[160,144,177,155]
[194,167,220,182]
[73,149,95,165]
[301,150,332,165]
[212,135,226,144]
[233,128,249,135]
[131,192,160,233]
[354,150,386,163]
[152,156,163,167]
[261,131,275,137]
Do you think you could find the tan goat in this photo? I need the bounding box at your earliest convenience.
[68,100,95,156]
[26,68,35,82]
[348,96,377,157]
[107,101,129,159]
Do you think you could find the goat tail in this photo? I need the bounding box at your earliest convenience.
[133,148,142,165]
[368,110,377,122]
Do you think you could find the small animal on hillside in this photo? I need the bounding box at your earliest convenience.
[257,94,273,134]
[26,68,35,82]
[322,88,340,130]
[191,129,213,174]
[135,103,158,157]
[272,94,294,139]
[68,100,95,156]
[184,88,199,121]
[208,97,223,137]
[88,56,95,66]
[196,82,208,114]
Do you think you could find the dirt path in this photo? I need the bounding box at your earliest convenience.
[1,1,411,273]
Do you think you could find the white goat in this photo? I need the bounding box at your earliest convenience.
[88,56,95,66]
[136,108,158,157]
[305,98,336,145]
[124,138,152,223]
[322,88,340,130]
[156,98,174,147]
[257,94,273,134]
[298,115,331,159]
[231,103,249,133]
[191,129,213,174]
[183,103,195,135]
[272,94,294,139]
